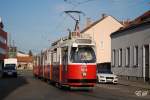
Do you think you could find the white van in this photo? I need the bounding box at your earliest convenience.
[3,58,18,77]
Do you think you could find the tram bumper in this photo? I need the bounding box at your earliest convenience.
[67,79,96,87]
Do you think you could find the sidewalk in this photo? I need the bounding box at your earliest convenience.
[119,79,150,90]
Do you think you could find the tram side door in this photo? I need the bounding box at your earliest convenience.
[62,47,68,83]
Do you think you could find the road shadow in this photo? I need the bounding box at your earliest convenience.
[0,76,28,100]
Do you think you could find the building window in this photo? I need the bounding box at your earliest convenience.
[125,47,130,67]
[118,48,122,67]
[133,46,138,67]
[0,48,6,54]
[100,41,104,49]
[0,36,6,44]
[112,50,115,67]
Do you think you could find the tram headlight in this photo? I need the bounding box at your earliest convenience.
[82,72,87,77]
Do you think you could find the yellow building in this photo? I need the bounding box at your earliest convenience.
[81,15,123,66]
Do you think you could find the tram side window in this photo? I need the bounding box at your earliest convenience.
[38,56,41,66]
[41,54,44,66]
[47,51,51,64]
[52,52,57,63]
[34,56,37,66]
[52,48,60,65]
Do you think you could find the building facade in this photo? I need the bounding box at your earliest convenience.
[111,11,150,82]
[17,51,33,70]
[81,15,123,67]
[8,46,17,58]
[0,17,8,68]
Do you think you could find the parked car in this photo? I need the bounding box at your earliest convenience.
[97,69,118,84]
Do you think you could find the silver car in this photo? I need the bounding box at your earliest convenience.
[97,70,118,84]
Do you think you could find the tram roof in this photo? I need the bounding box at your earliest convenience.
[35,34,95,56]
[51,36,95,48]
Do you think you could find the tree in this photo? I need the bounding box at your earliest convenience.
[28,50,33,56]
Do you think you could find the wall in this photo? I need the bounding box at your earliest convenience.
[0,28,7,60]
[111,22,150,79]
[82,16,123,64]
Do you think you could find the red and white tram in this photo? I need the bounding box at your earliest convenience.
[33,36,97,89]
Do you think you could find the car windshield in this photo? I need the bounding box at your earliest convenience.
[97,69,113,74]
[4,64,16,70]
[70,46,96,63]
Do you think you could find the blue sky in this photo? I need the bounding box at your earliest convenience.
[0,0,149,54]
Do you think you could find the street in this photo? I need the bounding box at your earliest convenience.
[0,70,149,100]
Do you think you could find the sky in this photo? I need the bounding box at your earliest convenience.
[0,0,149,54]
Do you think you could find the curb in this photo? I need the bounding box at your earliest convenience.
[118,82,150,90]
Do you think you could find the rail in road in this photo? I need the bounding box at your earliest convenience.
[0,70,149,100]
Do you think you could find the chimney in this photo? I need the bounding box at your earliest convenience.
[101,13,107,19]
[121,19,131,27]
[86,17,92,28]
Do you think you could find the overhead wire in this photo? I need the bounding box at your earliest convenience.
[47,2,79,43]
[51,0,149,40]
[50,0,92,36]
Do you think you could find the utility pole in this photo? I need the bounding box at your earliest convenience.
[9,32,12,47]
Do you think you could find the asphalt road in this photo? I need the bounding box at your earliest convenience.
[0,70,150,100]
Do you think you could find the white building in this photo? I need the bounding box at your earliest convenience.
[111,10,150,82]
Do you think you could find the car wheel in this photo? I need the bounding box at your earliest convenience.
[0,72,3,78]
[0,73,2,78]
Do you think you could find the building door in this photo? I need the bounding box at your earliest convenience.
[143,45,149,82]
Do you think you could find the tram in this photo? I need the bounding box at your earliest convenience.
[33,35,97,89]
